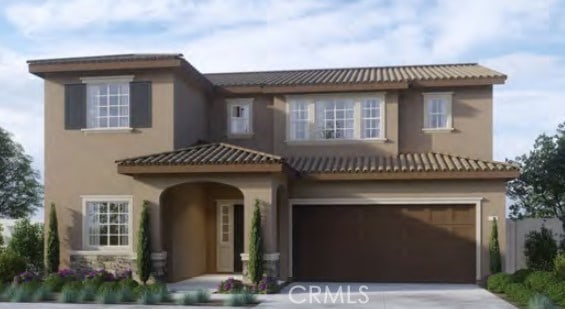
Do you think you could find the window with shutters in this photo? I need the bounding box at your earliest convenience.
[227,98,253,137]
[82,195,132,250]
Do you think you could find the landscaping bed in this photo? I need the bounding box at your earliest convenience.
[0,269,262,307]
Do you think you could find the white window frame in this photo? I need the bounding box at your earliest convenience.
[81,195,133,252]
[81,75,134,133]
[422,92,454,133]
[226,98,253,138]
[286,93,386,142]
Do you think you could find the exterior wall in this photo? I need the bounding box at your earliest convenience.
[286,179,507,281]
[506,218,564,273]
[208,94,274,153]
[399,86,493,160]
[173,76,209,149]
[43,71,177,269]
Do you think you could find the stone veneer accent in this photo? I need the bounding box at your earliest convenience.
[70,253,134,273]
[241,253,279,283]
[70,251,167,282]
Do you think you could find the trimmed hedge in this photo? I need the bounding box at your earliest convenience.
[525,271,559,293]
[487,273,512,293]
[511,269,532,283]
[505,283,535,306]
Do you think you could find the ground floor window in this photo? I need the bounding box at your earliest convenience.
[82,196,132,249]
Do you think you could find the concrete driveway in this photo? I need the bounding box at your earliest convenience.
[257,283,516,308]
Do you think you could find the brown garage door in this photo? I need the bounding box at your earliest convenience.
[293,204,475,283]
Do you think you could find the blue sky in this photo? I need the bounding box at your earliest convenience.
[0,0,564,220]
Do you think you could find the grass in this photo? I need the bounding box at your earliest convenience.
[225,291,258,307]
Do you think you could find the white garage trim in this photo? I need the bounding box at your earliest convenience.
[288,197,483,281]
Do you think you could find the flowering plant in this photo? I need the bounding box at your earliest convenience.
[57,268,81,280]
[218,277,244,293]
[253,275,279,294]
[13,271,40,285]
[84,269,115,282]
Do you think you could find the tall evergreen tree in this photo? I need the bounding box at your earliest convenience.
[46,203,60,273]
[0,222,4,247]
[137,201,152,284]
[489,218,502,274]
[248,200,264,284]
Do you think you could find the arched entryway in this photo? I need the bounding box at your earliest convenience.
[160,181,244,282]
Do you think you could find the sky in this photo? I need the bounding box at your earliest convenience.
[0,0,564,221]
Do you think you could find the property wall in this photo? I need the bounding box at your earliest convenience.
[398,85,493,160]
[506,218,564,273]
[286,179,507,281]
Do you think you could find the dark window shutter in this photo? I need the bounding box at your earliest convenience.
[64,84,86,130]
[130,81,152,128]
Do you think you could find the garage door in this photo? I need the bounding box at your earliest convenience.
[293,204,475,283]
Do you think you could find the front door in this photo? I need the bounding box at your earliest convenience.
[216,201,244,273]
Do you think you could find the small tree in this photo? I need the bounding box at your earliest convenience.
[0,222,4,248]
[8,218,43,272]
[489,218,502,274]
[524,226,557,271]
[137,201,152,284]
[248,200,264,284]
[46,203,60,273]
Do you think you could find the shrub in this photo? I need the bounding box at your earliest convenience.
[138,289,157,305]
[511,269,533,283]
[253,275,279,294]
[117,286,136,303]
[249,200,264,284]
[178,292,198,305]
[13,271,40,285]
[219,277,244,293]
[487,273,512,293]
[78,283,98,302]
[547,282,565,305]
[59,284,81,303]
[10,284,36,303]
[97,281,119,294]
[225,291,258,306]
[0,250,27,283]
[525,271,559,292]
[528,293,555,309]
[8,219,44,273]
[1,285,15,301]
[149,283,171,302]
[505,283,536,306]
[32,285,52,302]
[196,289,211,303]
[555,254,565,279]
[84,269,115,286]
[96,288,119,304]
[137,201,152,285]
[525,227,558,271]
[44,274,65,292]
[46,203,60,274]
[119,278,139,289]
[490,218,502,274]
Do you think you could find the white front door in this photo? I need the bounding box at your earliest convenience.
[216,202,234,272]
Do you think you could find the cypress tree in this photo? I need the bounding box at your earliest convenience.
[489,218,502,274]
[248,200,264,284]
[137,201,152,284]
[46,203,60,273]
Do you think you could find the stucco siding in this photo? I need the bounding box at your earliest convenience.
[399,86,493,160]
[43,72,176,268]
[173,76,208,149]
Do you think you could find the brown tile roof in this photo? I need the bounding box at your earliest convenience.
[286,152,517,174]
[27,53,184,65]
[204,63,506,87]
[116,143,282,166]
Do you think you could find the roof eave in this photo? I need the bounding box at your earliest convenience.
[303,170,519,181]
[216,81,410,95]
[117,163,284,175]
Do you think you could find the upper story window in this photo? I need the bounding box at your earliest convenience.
[287,93,385,142]
[87,83,130,128]
[227,98,253,137]
[83,196,132,250]
[423,92,453,132]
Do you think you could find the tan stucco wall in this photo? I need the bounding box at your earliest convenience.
[43,71,177,267]
[173,76,208,149]
[398,86,493,160]
[286,179,507,281]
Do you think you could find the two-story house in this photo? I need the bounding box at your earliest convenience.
[28,54,518,284]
